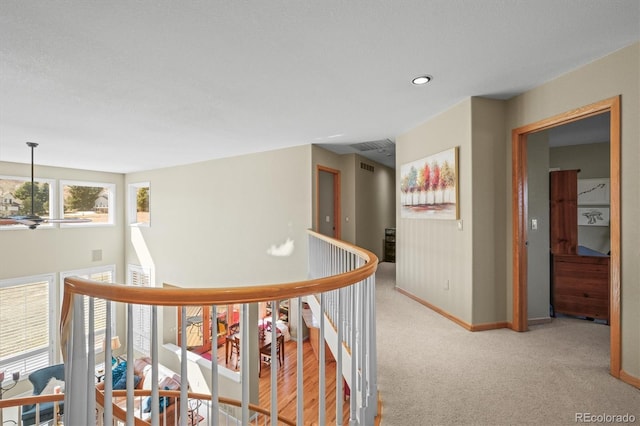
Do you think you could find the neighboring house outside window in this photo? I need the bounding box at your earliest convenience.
[60,180,116,226]
[0,192,21,215]
[94,194,109,213]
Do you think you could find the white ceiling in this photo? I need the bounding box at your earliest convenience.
[0,1,638,173]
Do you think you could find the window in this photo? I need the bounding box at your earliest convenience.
[128,265,152,355]
[128,182,150,226]
[60,180,116,226]
[60,266,115,353]
[0,176,56,230]
[0,274,55,376]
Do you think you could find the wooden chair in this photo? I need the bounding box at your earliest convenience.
[259,335,284,377]
[230,335,240,369]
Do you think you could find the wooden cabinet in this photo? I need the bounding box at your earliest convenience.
[549,170,609,323]
[550,170,578,255]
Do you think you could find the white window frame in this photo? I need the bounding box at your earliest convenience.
[128,182,150,226]
[59,180,116,227]
[0,175,57,230]
[0,274,56,377]
[127,264,153,356]
[60,265,116,354]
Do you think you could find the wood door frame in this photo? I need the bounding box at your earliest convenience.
[177,305,212,354]
[316,165,341,239]
[512,96,621,377]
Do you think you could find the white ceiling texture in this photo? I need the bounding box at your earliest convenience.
[1,1,638,173]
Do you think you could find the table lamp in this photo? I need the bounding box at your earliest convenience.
[103,336,122,365]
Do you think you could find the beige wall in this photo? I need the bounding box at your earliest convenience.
[526,131,550,320]
[396,99,472,323]
[0,162,125,281]
[354,154,395,261]
[396,97,506,326]
[505,43,639,377]
[124,144,312,289]
[470,98,507,324]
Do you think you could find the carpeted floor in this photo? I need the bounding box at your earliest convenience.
[375,262,640,425]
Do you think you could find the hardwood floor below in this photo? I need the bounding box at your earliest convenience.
[258,339,350,425]
[207,338,351,425]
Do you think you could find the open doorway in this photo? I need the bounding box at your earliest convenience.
[511,96,621,378]
[316,165,341,238]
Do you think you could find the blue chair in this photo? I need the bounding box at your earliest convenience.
[21,364,65,425]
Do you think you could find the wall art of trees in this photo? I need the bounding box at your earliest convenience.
[400,147,458,219]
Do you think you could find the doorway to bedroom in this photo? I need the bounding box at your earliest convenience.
[511,96,621,378]
[525,113,611,325]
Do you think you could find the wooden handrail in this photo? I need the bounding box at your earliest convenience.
[0,393,64,409]
[95,390,296,426]
[94,389,149,426]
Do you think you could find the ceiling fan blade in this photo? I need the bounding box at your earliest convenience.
[15,218,38,226]
[1,214,92,228]
[44,218,92,224]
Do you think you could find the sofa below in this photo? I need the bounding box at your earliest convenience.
[21,364,65,426]
[96,357,182,425]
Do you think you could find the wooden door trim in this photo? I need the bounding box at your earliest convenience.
[316,165,341,239]
[511,96,621,378]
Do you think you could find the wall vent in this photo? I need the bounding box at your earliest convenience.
[360,162,374,172]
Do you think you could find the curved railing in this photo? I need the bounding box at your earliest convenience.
[0,389,296,425]
[51,230,378,425]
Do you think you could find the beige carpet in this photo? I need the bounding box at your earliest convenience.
[375,262,639,425]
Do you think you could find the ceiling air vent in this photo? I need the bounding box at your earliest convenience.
[350,139,394,152]
[360,162,374,172]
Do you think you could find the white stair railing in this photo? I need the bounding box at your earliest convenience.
[54,230,378,426]
[307,234,378,425]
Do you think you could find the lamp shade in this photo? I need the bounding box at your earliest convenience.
[110,336,121,351]
[103,336,121,351]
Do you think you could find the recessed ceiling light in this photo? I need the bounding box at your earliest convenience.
[412,75,432,85]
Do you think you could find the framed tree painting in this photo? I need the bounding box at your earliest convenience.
[400,146,459,219]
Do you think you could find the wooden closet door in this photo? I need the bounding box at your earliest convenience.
[549,170,578,255]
